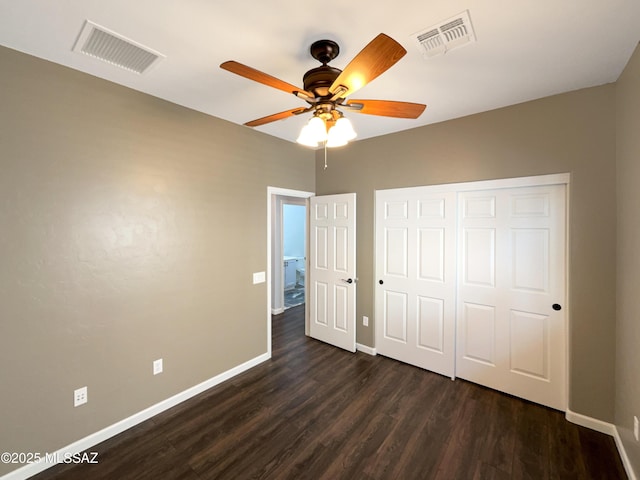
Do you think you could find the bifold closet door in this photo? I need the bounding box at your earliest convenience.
[456,184,566,410]
[375,189,457,378]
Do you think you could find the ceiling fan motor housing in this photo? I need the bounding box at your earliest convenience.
[304,39,343,98]
[303,65,342,98]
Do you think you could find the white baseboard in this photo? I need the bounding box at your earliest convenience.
[271,307,284,315]
[566,408,637,480]
[1,352,270,480]
[565,408,615,435]
[356,343,377,356]
[613,426,638,480]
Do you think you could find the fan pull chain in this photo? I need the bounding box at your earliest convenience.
[324,142,328,170]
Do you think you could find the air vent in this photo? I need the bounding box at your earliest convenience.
[72,20,164,74]
[412,10,476,58]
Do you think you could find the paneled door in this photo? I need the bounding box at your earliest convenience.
[456,184,566,410]
[309,193,357,352]
[375,188,457,377]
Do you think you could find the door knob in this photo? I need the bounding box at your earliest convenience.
[379,280,384,285]
[552,304,562,311]
[342,278,353,284]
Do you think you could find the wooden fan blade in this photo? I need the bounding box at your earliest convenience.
[346,99,426,119]
[328,34,406,98]
[221,61,313,98]
[244,107,308,127]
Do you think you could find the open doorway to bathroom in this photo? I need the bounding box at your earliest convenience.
[267,187,313,321]
[283,203,306,309]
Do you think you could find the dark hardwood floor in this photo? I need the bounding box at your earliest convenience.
[34,305,627,479]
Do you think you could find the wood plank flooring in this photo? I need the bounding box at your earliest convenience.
[33,305,627,479]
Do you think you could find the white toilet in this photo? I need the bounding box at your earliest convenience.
[295,264,305,287]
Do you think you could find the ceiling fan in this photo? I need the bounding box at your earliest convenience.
[220,33,426,147]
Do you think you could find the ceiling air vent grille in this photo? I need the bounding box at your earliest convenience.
[72,20,164,74]
[412,10,476,58]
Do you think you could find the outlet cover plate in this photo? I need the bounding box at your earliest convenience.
[74,386,87,407]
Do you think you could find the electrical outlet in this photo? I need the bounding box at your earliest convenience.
[634,416,639,442]
[74,386,87,407]
[153,359,163,375]
[363,316,369,327]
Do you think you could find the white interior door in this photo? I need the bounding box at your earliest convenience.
[375,188,457,377]
[309,193,356,352]
[456,184,566,410]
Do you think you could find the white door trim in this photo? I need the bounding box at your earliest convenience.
[267,187,314,358]
[376,173,570,197]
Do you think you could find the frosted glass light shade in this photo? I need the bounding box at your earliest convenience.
[326,117,356,148]
[296,124,318,147]
[307,116,328,142]
[296,114,356,148]
[326,126,348,147]
[334,117,357,141]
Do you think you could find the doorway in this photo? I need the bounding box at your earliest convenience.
[266,187,314,356]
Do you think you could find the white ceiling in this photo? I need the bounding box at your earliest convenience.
[1,0,639,144]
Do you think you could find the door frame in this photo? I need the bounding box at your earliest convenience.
[275,197,307,313]
[374,172,570,408]
[267,187,314,357]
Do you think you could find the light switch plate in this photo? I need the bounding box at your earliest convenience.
[153,359,163,375]
[253,271,266,284]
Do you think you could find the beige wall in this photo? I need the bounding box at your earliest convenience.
[615,42,640,476]
[0,46,314,476]
[315,84,617,422]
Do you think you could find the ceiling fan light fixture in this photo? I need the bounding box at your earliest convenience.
[296,124,319,147]
[333,117,357,141]
[326,127,348,148]
[307,116,328,142]
[297,115,331,147]
[297,114,356,148]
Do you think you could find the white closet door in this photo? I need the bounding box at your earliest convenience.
[309,193,357,352]
[456,184,566,410]
[375,188,457,377]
